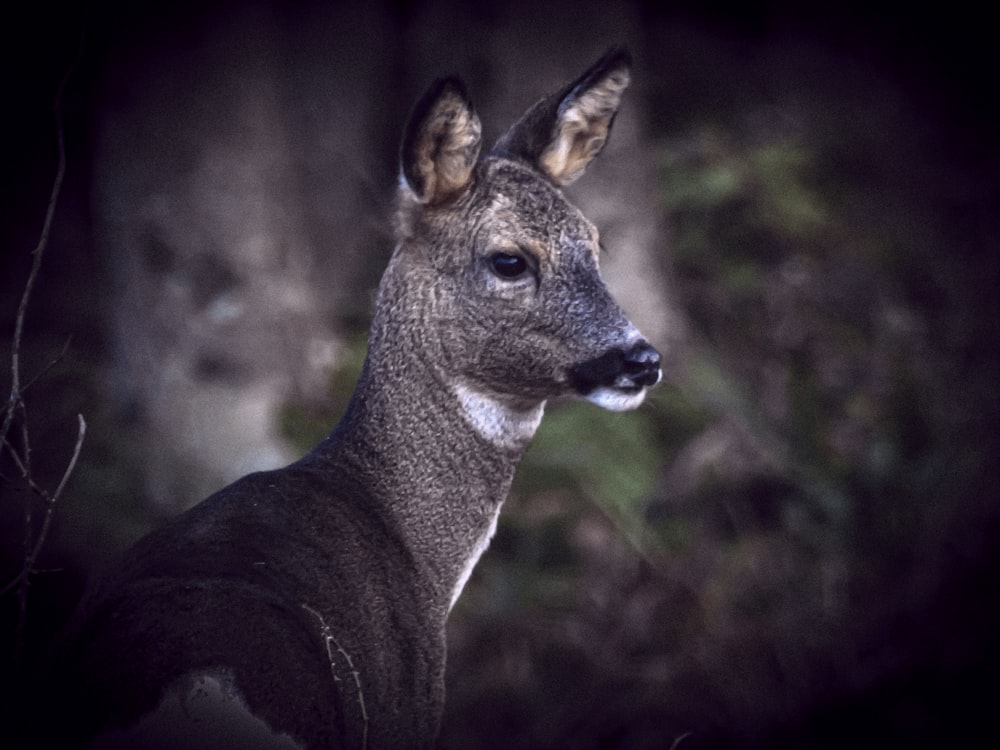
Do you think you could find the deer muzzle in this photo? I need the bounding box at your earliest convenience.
[568,340,662,396]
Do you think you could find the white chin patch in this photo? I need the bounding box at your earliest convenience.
[585,387,649,412]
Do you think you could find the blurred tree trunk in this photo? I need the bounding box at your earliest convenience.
[96,1,398,512]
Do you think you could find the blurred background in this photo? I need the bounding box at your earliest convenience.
[2,1,997,747]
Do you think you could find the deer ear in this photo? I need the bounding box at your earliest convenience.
[400,77,482,205]
[494,48,631,186]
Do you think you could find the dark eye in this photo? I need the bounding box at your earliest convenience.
[489,252,529,279]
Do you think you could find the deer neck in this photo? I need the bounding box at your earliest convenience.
[312,274,545,612]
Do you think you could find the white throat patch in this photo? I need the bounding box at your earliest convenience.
[450,504,501,610]
[453,383,545,449]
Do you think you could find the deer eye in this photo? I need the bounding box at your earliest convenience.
[488,252,529,279]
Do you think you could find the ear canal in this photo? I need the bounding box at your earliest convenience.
[493,47,632,186]
[539,54,631,185]
[400,77,483,205]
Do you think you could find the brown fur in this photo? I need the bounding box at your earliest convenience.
[28,48,660,750]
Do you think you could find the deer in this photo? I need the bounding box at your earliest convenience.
[29,48,661,749]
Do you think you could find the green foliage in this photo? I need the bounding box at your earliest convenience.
[278,333,368,452]
[518,400,663,551]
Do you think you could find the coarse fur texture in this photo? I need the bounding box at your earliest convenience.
[27,47,661,750]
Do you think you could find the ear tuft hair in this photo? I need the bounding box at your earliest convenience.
[400,77,482,205]
[493,47,632,186]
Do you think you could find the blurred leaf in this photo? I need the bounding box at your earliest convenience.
[517,402,661,551]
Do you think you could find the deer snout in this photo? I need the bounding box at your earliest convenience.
[622,340,662,387]
[568,340,662,410]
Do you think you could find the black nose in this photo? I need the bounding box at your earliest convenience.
[622,341,661,388]
[568,340,662,394]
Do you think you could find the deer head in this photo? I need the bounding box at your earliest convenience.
[375,47,660,451]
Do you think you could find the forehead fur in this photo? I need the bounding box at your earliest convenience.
[472,158,598,263]
[394,156,599,269]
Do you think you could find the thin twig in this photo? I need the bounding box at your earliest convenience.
[29,414,87,564]
[302,603,369,750]
[2,415,86,645]
[1,60,74,452]
[0,36,84,659]
[19,335,73,395]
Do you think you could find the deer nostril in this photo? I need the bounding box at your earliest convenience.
[623,341,659,369]
[567,341,663,395]
[623,341,661,386]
